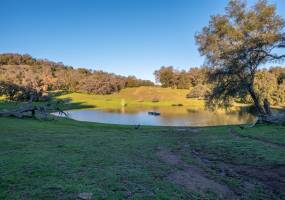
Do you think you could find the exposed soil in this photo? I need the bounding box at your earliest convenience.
[156,148,182,165]
[156,148,238,199]
[190,148,285,197]
[157,143,285,199]
[168,167,235,199]
[233,165,285,194]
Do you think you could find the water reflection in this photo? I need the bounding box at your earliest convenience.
[60,107,255,126]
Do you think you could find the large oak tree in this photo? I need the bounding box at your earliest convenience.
[196,0,285,115]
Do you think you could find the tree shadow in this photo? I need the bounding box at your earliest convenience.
[55,97,95,110]
[48,90,72,98]
[0,95,95,113]
[273,106,285,113]
[0,100,20,110]
[47,91,96,110]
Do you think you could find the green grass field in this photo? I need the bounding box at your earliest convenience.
[0,116,284,199]
[57,86,206,110]
[0,89,285,199]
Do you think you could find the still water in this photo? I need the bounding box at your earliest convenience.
[59,107,255,126]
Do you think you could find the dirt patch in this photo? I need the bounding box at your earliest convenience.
[190,149,285,196]
[156,148,182,165]
[168,166,235,199]
[156,148,237,199]
[233,165,285,195]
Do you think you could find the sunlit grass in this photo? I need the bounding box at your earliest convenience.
[57,86,205,109]
[0,117,284,199]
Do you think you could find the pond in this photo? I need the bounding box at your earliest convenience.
[56,107,255,126]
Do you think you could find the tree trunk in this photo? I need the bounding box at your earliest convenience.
[247,85,265,115]
[246,80,284,125]
[263,98,271,116]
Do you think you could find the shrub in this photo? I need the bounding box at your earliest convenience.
[0,81,43,101]
[187,84,210,99]
[152,97,160,103]
[171,103,183,106]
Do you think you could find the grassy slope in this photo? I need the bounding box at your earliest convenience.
[57,86,206,110]
[57,86,285,111]
[0,117,284,199]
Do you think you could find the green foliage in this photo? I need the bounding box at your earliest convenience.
[254,70,279,105]
[154,66,209,89]
[125,76,154,88]
[188,67,208,86]
[241,68,285,106]
[186,84,210,99]
[176,71,191,89]
[154,66,177,88]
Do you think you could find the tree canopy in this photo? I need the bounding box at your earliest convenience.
[154,66,209,89]
[196,0,285,114]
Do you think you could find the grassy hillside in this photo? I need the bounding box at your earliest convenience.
[57,86,205,110]
[0,117,284,199]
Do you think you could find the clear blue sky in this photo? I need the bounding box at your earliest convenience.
[0,0,284,81]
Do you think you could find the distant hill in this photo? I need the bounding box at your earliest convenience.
[0,53,154,95]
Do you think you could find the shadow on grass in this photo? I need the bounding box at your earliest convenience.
[273,106,285,113]
[0,94,95,113]
[48,90,72,98]
[48,91,96,110]
[57,97,95,110]
[0,100,20,110]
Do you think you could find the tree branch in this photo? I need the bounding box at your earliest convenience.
[252,49,285,60]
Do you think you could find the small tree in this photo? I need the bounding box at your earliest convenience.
[196,0,285,115]
[176,70,191,89]
[154,66,177,88]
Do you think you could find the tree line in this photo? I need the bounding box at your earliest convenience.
[1,53,284,107]
[154,65,285,106]
[0,53,154,100]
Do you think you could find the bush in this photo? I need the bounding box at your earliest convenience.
[187,84,210,99]
[152,97,160,103]
[0,81,43,101]
[171,103,183,106]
